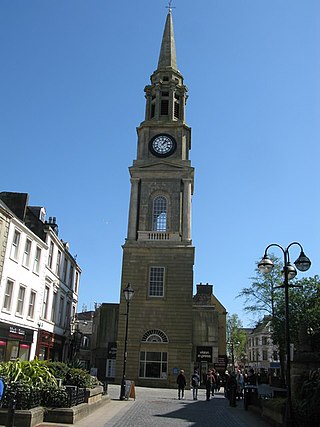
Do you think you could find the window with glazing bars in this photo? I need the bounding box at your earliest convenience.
[149,267,164,297]
[153,197,167,231]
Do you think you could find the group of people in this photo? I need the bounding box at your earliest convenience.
[176,368,221,401]
[225,368,257,407]
[176,367,257,404]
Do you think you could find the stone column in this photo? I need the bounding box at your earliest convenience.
[182,179,192,241]
[127,178,140,240]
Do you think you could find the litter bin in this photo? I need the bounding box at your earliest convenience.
[244,385,258,410]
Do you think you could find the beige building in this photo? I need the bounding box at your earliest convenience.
[115,10,226,388]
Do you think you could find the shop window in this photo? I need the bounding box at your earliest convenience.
[6,341,19,360]
[139,351,167,379]
[0,341,6,362]
[19,344,30,361]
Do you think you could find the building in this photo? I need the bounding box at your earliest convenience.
[0,192,81,362]
[91,304,119,380]
[245,316,280,375]
[192,284,227,379]
[73,310,94,371]
[115,10,226,388]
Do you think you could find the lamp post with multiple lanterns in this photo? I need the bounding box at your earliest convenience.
[258,242,311,427]
[119,283,134,401]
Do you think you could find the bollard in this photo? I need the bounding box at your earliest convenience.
[5,397,16,427]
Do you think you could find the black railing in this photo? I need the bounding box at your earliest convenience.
[65,386,86,407]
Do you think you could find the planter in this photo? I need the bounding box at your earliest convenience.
[260,399,285,426]
[0,406,44,427]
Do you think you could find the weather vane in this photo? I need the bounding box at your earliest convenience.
[166,0,175,13]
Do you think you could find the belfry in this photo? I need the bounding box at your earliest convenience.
[115,8,195,388]
[115,7,226,387]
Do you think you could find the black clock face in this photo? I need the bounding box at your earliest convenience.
[149,134,176,157]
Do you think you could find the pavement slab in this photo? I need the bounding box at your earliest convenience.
[70,384,271,427]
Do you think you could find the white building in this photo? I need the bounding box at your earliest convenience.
[245,316,280,375]
[0,192,81,362]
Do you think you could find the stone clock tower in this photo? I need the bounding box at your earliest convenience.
[116,9,195,388]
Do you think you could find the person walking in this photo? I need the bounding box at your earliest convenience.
[177,369,187,400]
[205,369,214,401]
[191,369,200,400]
[226,372,238,407]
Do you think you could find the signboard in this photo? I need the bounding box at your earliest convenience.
[270,362,281,368]
[125,380,135,400]
[214,354,227,370]
[196,346,212,362]
[107,342,117,359]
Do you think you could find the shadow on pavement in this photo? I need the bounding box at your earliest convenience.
[153,397,250,427]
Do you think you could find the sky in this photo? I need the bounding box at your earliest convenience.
[1,1,319,327]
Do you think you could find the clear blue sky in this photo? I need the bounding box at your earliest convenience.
[1,1,319,327]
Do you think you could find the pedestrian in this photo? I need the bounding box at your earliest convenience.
[226,372,238,407]
[205,369,214,401]
[246,368,257,386]
[224,370,230,399]
[236,369,244,399]
[215,372,221,392]
[191,369,200,400]
[177,369,187,400]
[211,369,217,396]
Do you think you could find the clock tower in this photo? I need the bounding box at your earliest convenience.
[116,9,195,388]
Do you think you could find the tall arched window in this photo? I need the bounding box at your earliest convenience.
[153,196,167,231]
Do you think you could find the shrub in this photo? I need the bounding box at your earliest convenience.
[65,368,93,388]
[0,359,57,387]
[0,359,96,409]
[294,369,320,426]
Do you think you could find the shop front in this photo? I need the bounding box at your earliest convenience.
[0,323,34,361]
[36,330,54,360]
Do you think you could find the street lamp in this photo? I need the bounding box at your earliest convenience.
[119,283,134,400]
[258,242,311,427]
[227,340,240,372]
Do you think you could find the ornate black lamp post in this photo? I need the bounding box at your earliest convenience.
[227,340,240,372]
[258,242,311,427]
[119,283,134,400]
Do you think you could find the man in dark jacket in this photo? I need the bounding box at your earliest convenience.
[177,370,187,400]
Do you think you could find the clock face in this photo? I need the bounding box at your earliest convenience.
[149,134,176,157]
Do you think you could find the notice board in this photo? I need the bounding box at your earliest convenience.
[125,380,136,400]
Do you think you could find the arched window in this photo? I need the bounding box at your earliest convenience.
[142,329,168,343]
[153,197,167,231]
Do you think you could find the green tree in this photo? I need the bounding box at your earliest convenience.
[238,256,320,379]
[227,314,247,370]
[237,254,283,320]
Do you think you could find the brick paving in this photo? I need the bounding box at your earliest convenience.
[74,384,271,427]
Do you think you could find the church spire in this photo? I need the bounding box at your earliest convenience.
[157,9,177,71]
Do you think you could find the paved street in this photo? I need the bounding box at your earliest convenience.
[72,384,271,427]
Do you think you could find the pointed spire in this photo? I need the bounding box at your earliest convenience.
[157,10,177,71]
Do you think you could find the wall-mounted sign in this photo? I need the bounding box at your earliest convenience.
[196,346,212,362]
[9,326,25,338]
[107,342,117,359]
